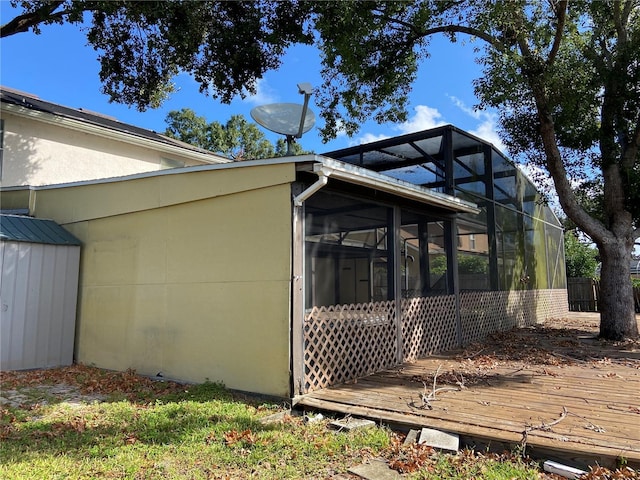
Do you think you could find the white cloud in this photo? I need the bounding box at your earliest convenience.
[243,78,278,105]
[449,95,480,120]
[469,119,506,151]
[449,96,508,153]
[332,119,348,139]
[396,105,447,134]
[348,132,390,146]
[350,105,445,145]
[347,99,507,153]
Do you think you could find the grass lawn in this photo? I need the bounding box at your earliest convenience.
[0,365,636,479]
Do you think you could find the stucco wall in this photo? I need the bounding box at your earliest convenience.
[27,163,296,397]
[1,110,220,187]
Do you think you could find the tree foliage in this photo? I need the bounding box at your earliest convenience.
[564,232,599,279]
[1,1,312,109]
[430,255,488,275]
[3,1,638,338]
[164,109,309,160]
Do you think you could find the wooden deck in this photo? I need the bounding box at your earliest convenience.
[297,313,640,470]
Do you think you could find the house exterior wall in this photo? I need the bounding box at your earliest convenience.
[22,163,296,398]
[0,109,222,187]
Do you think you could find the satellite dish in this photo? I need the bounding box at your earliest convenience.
[250,83,315,155]
[251,103,315,137]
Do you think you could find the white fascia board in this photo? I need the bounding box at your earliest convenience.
[314,156,480,214]
[2,103,231,165]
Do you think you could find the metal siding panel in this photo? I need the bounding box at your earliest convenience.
[22,244,44,369]
[2,242,30,369]
[33,245,48,367]
[0,242,17,368]
[48,246,68,366]
[14,243,33,369]
[60,246,80,365]
[36,245,56,367]
[0,240,79,370]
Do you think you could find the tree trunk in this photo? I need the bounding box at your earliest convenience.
[598,239,638,340]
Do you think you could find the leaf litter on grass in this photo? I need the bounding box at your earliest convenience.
[1,355,638,479]
[0,365,391,479]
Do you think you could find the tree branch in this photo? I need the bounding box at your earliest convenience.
[612,0,628,44]
[0,1,69,38]
[371,8,424,36]
[520,44,609,242]
[546,0,568,65]
[369,8,509,54]
[621,0,635,26]
[420,25,509,52]
[621,119,640,170]
[521,406,568,447]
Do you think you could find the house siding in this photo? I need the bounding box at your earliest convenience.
[27,163,296,397]
[0,109,223,187]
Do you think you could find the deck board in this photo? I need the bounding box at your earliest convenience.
[297,313,640,470]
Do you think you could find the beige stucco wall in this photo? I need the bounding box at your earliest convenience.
[26,163,296,397]
[0,109,224,187]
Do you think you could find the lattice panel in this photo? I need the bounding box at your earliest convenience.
[461,289,570,345]
[302,290,569,393]
[401,295,457,361]
[303,301,397,393]
[460,291,509,345]
[548,289,569,318]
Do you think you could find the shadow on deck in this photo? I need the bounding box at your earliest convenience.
[296,312,640,471]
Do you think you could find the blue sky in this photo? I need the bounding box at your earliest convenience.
[0,2,506,155]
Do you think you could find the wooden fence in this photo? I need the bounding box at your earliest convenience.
[568,277,640,312]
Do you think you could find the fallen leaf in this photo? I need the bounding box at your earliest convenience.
[223,429,255,447]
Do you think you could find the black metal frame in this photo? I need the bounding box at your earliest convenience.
[323,125,566,293]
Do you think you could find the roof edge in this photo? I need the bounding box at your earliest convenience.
[0,154,478,214]
[313,156,480,214]
[0,214,81,246]
[1,102,230,165]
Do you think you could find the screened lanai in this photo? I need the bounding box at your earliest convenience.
[296,126,567,394]
[322,125,567,294]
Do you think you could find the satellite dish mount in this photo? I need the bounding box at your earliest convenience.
[251,83,315,156]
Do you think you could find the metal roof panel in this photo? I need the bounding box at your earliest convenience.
[0,215,81,246]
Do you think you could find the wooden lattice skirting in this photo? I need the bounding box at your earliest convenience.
[303,289,568,393]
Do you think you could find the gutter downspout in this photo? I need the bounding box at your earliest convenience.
[294,167,329,206]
